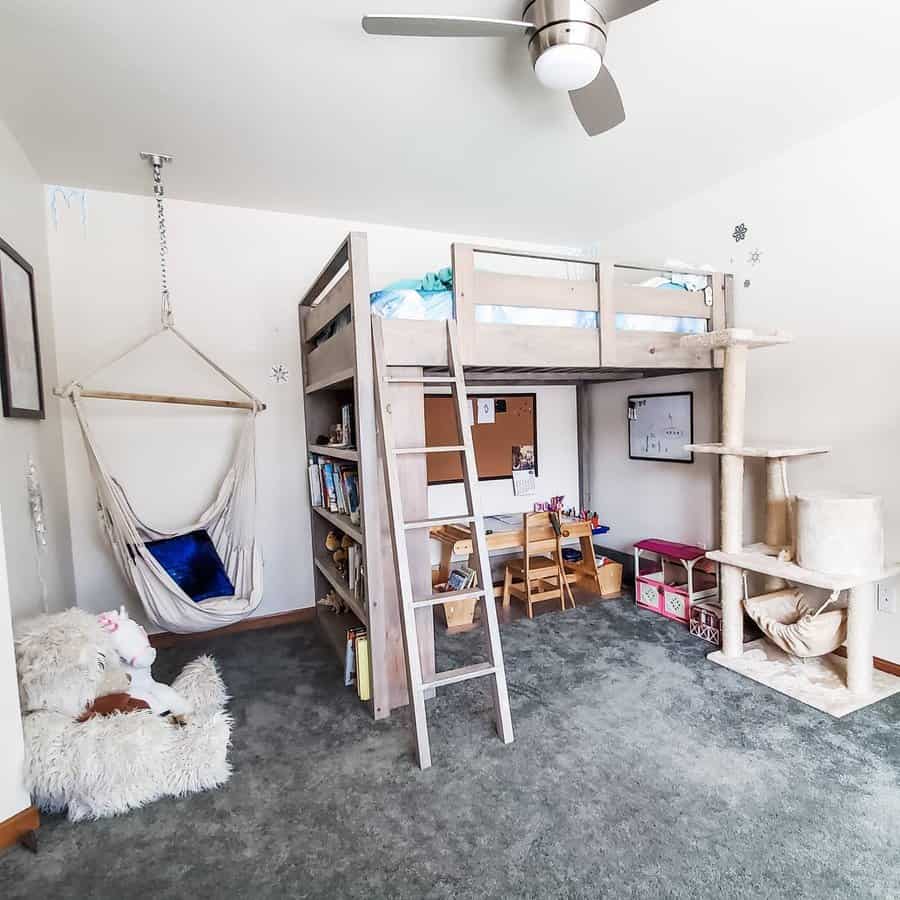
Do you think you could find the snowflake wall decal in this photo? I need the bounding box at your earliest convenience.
[732,223,748,242]
[270,364,289,384]
[747,248,763,266]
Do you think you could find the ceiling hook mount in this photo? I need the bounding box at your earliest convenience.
[139,152,175,326]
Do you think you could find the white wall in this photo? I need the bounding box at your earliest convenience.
[0,120,75,622]
[47,189,580,628]
[596,96,900,662]
[0,510,30,822]
[586,374,718,555]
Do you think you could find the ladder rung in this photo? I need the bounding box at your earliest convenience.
[395,445,465,455]
[387,376,456,384]
[422,662,496,691]
[413,588,485,609]
[405,515,475,531]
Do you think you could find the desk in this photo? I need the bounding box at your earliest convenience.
[430,514,622,630]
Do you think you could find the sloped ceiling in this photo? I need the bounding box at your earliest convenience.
[1,0,899,243]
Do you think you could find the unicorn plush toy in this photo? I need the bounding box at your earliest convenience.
[98,607,193,718]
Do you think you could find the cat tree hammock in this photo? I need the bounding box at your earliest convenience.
[682,328,900,716]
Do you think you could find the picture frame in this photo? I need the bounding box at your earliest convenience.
[627,391,693,463]
[0,236,44,419]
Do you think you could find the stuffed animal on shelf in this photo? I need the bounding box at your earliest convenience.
[317,589,347,615]
[14,607,232,822]
[97,606,193,719]
[326,530,354,575]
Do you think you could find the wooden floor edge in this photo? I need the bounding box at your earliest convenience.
[150,606,315,648]
[0,806,39,851]
[833,647,900,678]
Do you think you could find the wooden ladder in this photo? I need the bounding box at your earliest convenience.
[372,316,514,769]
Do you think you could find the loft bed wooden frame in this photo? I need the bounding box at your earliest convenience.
[299,232,733,721]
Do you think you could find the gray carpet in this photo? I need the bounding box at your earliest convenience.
[3,597,900,899]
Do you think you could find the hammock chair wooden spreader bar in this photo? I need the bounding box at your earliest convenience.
[55,153,266,634]
[69,390,259,411]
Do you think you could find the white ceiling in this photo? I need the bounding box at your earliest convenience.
[2,0,899,244]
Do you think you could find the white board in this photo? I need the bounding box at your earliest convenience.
[628,392,693,463]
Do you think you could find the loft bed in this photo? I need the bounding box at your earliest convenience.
[303,235,732,390]
[298,233,733,722]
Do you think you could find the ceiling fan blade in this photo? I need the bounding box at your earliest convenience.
[597,0,662,22]
[569,68,626,136]
[362,15,534,37]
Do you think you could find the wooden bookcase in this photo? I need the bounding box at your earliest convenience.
[298,233,433,720]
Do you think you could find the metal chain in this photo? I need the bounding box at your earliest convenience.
[151,159,173,326]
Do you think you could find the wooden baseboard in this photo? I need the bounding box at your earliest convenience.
[833,647,900,678]
[0,806,39,852]
[150,607,315,649]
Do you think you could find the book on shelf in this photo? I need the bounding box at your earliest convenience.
[346,541,364,602]
[446,565,477,592]
[343,471,359,519]
[311,455,360,520]
[308,457,323,508]
[341,403,353,449]
[322,462,338,512]
[355,633,371,702]
[348,543,358,593]
[344,624,366,688]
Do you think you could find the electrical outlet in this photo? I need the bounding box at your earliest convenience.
[877,582,896,614]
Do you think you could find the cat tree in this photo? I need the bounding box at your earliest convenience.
[682,328,900,714]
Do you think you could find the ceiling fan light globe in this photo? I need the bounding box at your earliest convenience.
[533,44,603,91]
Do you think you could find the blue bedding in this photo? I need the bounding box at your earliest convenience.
[366,269,707,335]
[370,269,598,328]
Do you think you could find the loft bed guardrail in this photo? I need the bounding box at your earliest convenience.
[299,233,733,392]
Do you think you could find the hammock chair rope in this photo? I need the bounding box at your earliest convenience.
[56,153,265,633]
[149,154,174,328]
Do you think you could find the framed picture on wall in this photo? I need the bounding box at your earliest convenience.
[627,392,693,463]
[0,237,44,419]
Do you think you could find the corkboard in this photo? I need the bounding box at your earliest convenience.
[424,393,538,485]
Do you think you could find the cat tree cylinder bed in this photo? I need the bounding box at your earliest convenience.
[795,492,884,577]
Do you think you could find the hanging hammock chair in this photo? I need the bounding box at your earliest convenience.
[57,153,265,634]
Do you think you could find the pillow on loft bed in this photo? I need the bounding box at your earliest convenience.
[145,530,235,603]
[370,267,454,321]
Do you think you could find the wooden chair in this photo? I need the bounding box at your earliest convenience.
[502,512,578,619]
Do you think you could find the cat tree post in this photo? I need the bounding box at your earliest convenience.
[683,329,794,658]
[763,459,790,590]
[846,584,875,695]
[718,341,749,657]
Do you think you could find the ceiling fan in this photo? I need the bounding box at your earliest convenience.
[362,1,662,136]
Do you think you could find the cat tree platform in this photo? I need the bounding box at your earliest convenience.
[686,444,829,458]
[709,639,900,718]
[681,328,792,351]
[707,545,900,593]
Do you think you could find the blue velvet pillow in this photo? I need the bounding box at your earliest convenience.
[145,530,235,603]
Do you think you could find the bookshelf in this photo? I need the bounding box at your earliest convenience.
[298,233,434,720]
[308,444,359,462]
[311,506,363,545]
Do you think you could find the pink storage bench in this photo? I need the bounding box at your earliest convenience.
[633,539,719,625]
